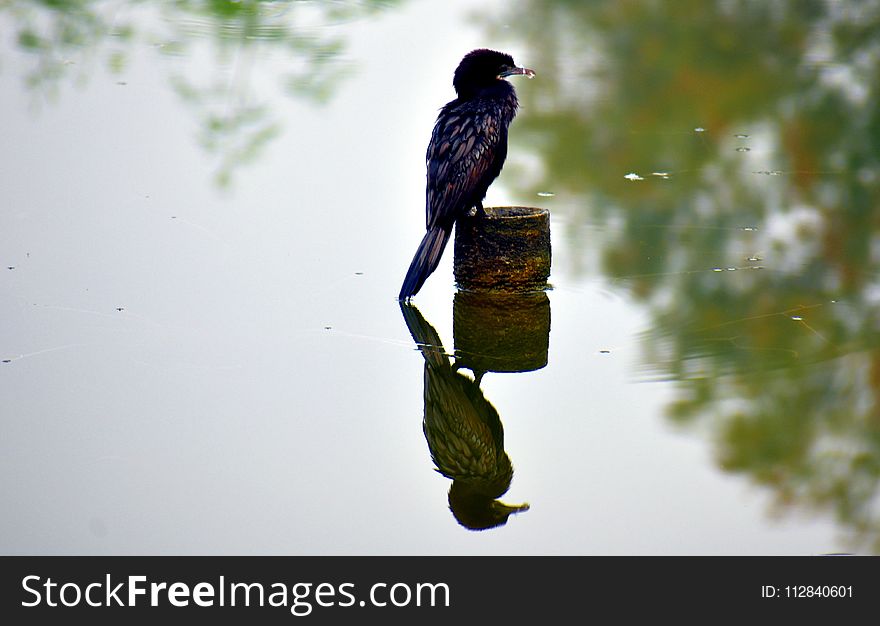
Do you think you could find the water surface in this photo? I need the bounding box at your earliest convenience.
[2,0,879,555]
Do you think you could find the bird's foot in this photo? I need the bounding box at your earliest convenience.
[474,202,487,218]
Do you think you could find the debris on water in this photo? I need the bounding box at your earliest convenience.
[734,133,750,138]
[741,226,758,231]
[753,170,783,176]
[726,267,737,271]
[2,359,11,364]
[791,316,803,321]
[694,127,706,133]
[746,256,762,262]
[170,216,177,219]
[651,172,670,178]
[624,172,644,181]
[537,191,555,197]
[6,266,14,270]
[712,268,724,272]
[735,147,751,152]
[116,307,124,312]
[599,350,611,354]
[324,326,332,330]
[830,300,837,303]
[354,272,363,276]
[117,81,127,86]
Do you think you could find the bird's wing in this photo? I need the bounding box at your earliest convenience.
[425,102,503,230]
[423,368,501,479]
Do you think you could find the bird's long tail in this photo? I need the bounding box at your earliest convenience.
[398,225,452,300]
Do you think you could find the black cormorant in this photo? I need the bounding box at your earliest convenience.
[398,49,534,300]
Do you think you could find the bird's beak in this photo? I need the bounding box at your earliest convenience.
[499,66,536,79]
[492,501,531,515]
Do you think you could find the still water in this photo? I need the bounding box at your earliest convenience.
[2,0,878,555]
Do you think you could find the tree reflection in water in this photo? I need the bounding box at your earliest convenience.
[3,0,401,185]
[485,0,880,552]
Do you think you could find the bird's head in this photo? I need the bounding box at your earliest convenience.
[447,473,529,531]
[448,482,531,531]
[453,49,535,99]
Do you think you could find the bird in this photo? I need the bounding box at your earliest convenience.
[398,49,535,301]
[400,302,529,530]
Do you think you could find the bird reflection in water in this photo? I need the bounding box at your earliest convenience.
[400,302,529,530]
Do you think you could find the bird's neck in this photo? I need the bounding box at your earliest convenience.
[455,80,517,104]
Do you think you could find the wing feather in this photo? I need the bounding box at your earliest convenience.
[425,101,502,230]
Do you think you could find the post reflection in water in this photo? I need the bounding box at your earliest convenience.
[400,296,550,530]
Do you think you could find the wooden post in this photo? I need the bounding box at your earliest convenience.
[453,206,551,292]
